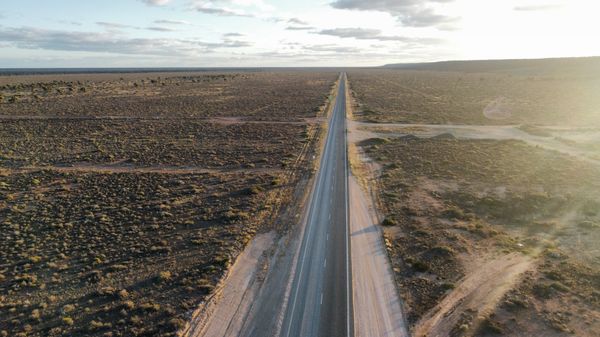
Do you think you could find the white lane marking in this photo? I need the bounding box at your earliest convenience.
[343,73,352,337]
[321,293,324,305]
[327,233,329,241]
[329,213,331,220]
[324,259,327,268]
[284,73,342,337]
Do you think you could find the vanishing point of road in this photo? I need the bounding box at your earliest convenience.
[281,73,354,337]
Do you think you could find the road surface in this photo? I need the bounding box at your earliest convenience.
[187,73,408,337]
[281,73,353,337]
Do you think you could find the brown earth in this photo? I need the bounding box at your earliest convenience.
[346,69,600,337]
[347,69,600,126]
[0,71,335,337]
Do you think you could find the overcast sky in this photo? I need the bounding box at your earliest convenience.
[0,0,598,67]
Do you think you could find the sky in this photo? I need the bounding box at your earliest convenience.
[0,0,599,67]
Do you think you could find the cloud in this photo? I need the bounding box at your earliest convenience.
[255,49,410,63]
[288,18,308,25]
[220,40,253,47]
[286,26,315,31]
[316,27,438,43]
[223,32,244,37]
[0,26,250,56]
[146,26,178,32]
[154,19,192,25]
[140,0,173,6]
[190,0,272,17]
[58,20,83,26]
[97,22,176,33]
[189,38,253,48]
[194,6,253,17]
[330,0,456,27]
[514,4,563,11]
[303,44,362,53]
[0,26,181,55]
[96,21,137,30]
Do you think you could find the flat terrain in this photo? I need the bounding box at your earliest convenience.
[0,71,337,337]
[0,71,332,121]
[187,73,407,337]
[348,67,600,126]
[347,65,600,337]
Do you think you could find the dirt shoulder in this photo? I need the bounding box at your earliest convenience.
[181,231,275,337]
[346,84,409,337]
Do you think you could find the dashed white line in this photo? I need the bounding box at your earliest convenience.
[284,73,341,337]
[324,259,327,268]
[343,72,352,337]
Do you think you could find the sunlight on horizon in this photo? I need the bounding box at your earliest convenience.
[0,0,599,67]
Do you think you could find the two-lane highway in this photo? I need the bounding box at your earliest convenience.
[281,73,353,337]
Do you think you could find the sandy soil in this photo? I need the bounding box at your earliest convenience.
[181,232,275,337]
[414,253,534,337]
[349,176,409,337]
[346,86,409,337]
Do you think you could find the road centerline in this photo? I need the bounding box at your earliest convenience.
[281,73,353,337]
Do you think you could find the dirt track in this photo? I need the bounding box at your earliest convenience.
[414,253,533,337]
[350,121,600,165]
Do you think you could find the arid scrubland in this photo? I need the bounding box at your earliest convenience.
[0,71,337,337]
[349,62,600,337]
[348,68,600,126]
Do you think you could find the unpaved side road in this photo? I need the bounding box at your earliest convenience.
[351,122,600,166]
[414,254,533,337]
[349,176,409,337]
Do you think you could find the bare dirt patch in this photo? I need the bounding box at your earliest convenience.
[351,122,600,165]
[415,253,533,337]
[347,89,409,337]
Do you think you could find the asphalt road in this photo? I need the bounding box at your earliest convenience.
[281,73,353,337]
